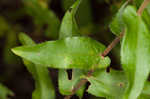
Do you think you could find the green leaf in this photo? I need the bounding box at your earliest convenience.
[87,69,127,99]
[121,6,150,99]
[87,69,150,99]
[0,83,14,99]
[61,0,94,36]
[19,33,55,99]
[58,69,86,98]
[24,0,60,39]
[12,37,110,69]
[109,1,129,36]
[19,33,35,45]
[59,0,81,39]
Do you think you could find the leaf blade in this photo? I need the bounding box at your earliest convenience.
[59,0,81,39]
[87,69,127,99]
[121,6,150,99]
[87,69,150,99]
[12,37,110,69]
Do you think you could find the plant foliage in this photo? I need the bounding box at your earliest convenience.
[6,0,150,99]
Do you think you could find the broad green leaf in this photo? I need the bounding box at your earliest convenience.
[59,0,81,39]
[19,33,55,99]
[121,6,150,99]
[23,0,60,39]
[87,69,150,99]
[87,69,127,99]
[109,1,129,36]
[0,83,14,99]
[12,37,110,69]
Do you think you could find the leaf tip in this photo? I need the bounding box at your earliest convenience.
[11,48,20,56]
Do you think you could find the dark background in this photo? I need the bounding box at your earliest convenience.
[0,0,123,99]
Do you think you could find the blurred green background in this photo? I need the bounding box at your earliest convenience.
[0,0,123,99]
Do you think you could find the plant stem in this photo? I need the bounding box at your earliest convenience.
[137,0,150,16]
[101,31,124,57]
[64,0,150,99]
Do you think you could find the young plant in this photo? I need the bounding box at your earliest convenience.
[11,0,150,99]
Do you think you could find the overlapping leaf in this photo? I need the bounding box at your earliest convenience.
[19,33,55,99]
[121,6,150,99]
[13,0,111,70]
[87,69,127,99]
[12,1,112,99]
[86,69,150,99]
[0,83,13,99]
